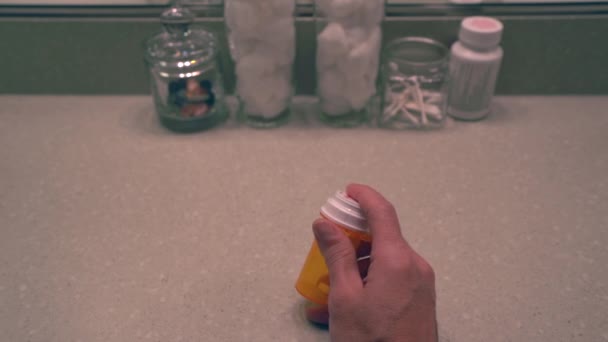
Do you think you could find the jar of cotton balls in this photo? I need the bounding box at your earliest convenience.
[315,0,384,127]
[378,37,449,130]
[225,0,296,128]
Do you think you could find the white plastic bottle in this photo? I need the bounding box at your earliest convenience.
[448,16,504,121]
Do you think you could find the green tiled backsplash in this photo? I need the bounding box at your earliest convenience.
[1,15,607,94]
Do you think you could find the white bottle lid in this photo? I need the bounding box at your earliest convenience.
[320,191,368,233]
[459,16,503,50]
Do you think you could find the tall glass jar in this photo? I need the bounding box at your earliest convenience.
[145,4,227,133]
[315,0,384,127]
[378,37,449,130]
[225,0,296,128]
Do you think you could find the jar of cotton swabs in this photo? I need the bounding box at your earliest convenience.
[378,37,449,130]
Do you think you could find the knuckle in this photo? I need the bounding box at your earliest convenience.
[376,201,397,217]
[325,243,354,268]
[380,250,435,283]
[418,260,436,283]
[384,252,414,273]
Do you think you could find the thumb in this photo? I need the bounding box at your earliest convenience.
[313,219,363,293]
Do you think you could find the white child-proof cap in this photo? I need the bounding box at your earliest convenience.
[459,16,504,49]
[320,190,368,233]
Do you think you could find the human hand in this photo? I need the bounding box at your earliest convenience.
[306,183,437,342]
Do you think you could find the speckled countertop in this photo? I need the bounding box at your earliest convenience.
[0,96,607,342]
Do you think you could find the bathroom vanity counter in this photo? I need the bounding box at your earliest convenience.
[1,96,607,342]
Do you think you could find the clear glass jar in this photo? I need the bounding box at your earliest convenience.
[315,0,385,127]
[225,0,296,128]
[145,4,227,133]
[379,37,449,130]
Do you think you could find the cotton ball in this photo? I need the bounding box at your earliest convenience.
[259,17,296,66]
[227,0,295,119]
[331,0,374,29]
[225,0,262,37]
[317,23,349,69]
[235,53,279,109]
[226,0,294,39]
[236,52,279,80]
[236,54,290,115]
[318,0,383,29]
[318,68,345,102]
[227,33,257,62]
[365,25,382,73]
[344,26,381,76]
[327,0,360,23]
[344,59,376,110]
[343,26,382,109]
[329,0,358,18]
[339,27,380,85]
[239,72,291,118]
[345,78,375,110]
[269,0,296,17]
[236,70,256,103]
[361,0,384,27]
[246,0,293,28]
[315,0,383,115]
[319,69,351,115]
[328,0,384,29]
[344,27,371,49]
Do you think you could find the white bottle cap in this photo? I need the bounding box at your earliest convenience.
[459,16,503,50]
[320,191,368,233]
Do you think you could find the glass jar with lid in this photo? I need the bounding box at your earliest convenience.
[225,0,296,128]
[379,37,449,130]
[145,3,227,133]
[315,0,385,127]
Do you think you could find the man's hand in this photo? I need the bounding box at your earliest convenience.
[306,183,438,342]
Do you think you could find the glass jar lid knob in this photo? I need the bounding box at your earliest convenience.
[161,2,195,35]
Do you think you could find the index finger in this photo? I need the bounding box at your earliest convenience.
[346,183,408,247]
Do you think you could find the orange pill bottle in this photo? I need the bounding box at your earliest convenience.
[295,190,371,305]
